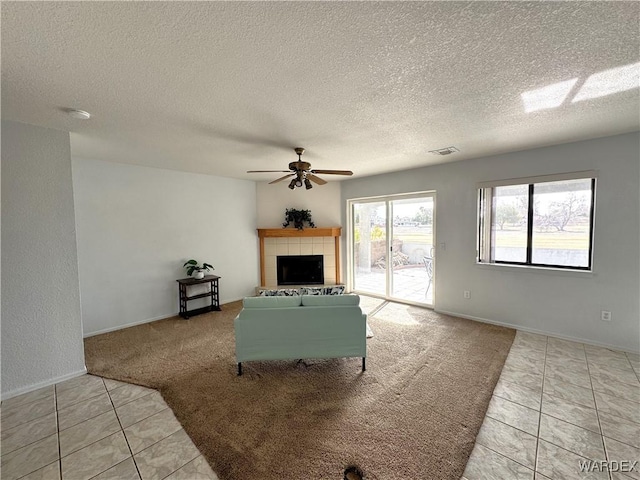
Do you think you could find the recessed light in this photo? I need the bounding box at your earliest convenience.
[66,109,91,120]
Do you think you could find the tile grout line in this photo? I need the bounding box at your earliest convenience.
[0,410,56,457]
[584,348,612,480]
[590,367,640,390]
[57,389,107,412]
[471,336,543,474]
[532,335,548,476]
[105,381,201,479]
[481,414,538,439]
[1,404,55,433]
[55,384,63,480]
[498,389,603,435]
[103,378,144,480]
[58,410,134,459]
[114,391,164,428]
[121,406,176,455]
[544,343,629,472]
[472,441,535,474]
[1,390,53,415]
[129,427,203,480]
[627,352,640,383]
[497,364,607,413]
[54,379,152,478]
[54,380,167,479]
[527,419,610,470]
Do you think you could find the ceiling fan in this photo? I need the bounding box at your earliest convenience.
[247,147,353,189]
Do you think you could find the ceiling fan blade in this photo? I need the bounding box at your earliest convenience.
[247,170,292,173]
[307,173,328,185]
[310,169,354,176]
[269,174,295,184]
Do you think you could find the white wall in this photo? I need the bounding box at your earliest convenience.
[1,126,3,395]
[73,158,258,336]
[256,181,341,228]
[1,121,86,398]
[341,132,640,352]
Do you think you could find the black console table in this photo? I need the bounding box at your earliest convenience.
[177,275,221,319]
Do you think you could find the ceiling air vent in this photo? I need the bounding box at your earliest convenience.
[429,146,459,156]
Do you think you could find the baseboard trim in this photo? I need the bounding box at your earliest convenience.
[83,297,245,338]
[2,367,88,401]
[84,314,171,338]
[435,309,640,354]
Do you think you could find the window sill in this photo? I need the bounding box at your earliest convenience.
[475,261,594,277]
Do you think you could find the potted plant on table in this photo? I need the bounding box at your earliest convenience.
[183,260,214,279]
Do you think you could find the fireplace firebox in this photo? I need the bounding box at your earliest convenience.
[277,255,324,285]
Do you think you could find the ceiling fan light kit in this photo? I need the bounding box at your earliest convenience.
[288,178,304,190]
[247,147,353,189]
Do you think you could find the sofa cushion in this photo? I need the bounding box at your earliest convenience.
[301,294,360,307]
[243,296,302,309]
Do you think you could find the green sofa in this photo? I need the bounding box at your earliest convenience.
[234,294,367,375]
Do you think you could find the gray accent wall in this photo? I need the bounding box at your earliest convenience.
[341,132,640,352]
[1,121,86,398]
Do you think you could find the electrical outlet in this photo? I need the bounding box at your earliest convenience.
[601,311,612,322]
[464,290,470,299]
[440,242,446,251]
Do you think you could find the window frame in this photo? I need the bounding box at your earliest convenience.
[477,172,597,271]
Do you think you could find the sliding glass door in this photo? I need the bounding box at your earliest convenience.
[349,192,435,306]
[352,201,386,295]
[390,196,434,304]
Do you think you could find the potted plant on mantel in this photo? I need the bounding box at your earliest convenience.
[183,260,214,279]
[283,208,316,230]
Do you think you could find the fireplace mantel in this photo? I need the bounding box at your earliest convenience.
[257,227,341,238]
[257,227,342,286]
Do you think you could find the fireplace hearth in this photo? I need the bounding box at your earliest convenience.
[277,255,324,285]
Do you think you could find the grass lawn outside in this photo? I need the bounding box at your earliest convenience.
[492,224,590,250]
[360,224,590,251]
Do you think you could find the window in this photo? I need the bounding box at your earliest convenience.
[478,172,596,270]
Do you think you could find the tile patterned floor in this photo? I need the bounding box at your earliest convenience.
[1,375,218,480]
[2,330,638,479]
[463,331,640,480]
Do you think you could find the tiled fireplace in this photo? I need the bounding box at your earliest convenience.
[257,228,341,287]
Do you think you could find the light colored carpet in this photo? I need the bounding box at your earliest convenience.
[85,300,515,480]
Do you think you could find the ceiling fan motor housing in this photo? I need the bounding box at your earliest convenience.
[289,161,311,172]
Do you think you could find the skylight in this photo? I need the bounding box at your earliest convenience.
[572,62,640,103]
[521,79,578,113]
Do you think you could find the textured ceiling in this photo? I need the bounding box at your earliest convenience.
[2,2,639,181]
